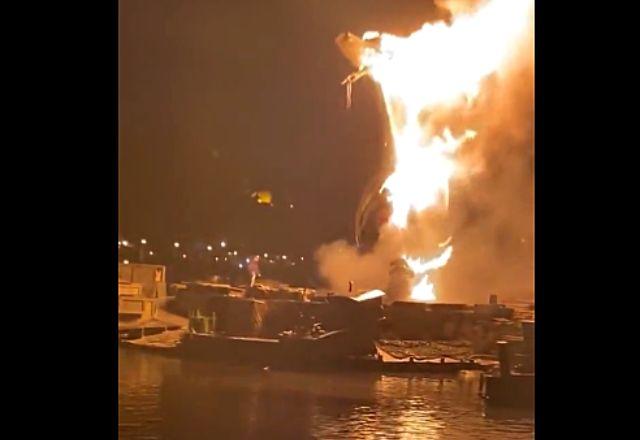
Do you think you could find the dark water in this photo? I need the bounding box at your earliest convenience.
[119,348,533,439]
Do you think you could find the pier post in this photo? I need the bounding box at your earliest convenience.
[497,341,511,378]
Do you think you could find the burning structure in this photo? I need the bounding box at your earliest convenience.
[317,0,534,304]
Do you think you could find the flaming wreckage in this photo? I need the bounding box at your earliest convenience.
[336,32,392,248]
[336,32,383,108]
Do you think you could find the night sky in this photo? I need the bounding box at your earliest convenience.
[119,0,448,255]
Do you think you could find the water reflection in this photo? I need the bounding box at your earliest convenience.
[119,348,533,439]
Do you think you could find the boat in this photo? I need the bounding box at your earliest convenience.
[177,329,486,374]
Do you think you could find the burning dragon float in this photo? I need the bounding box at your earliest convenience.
[334,0,533,304]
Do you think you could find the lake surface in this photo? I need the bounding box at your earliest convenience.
[119,348,533,439]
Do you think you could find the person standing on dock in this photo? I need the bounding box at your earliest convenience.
[248,255,260,287]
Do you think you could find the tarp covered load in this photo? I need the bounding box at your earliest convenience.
[207,297,267,337]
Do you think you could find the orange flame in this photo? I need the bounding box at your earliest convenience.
[354,0,532,301]
[404,246,453,301]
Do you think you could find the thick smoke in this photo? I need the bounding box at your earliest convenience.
[316,0,533,303]
[439,7,534,303]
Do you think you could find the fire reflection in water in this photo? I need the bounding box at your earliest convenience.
[119,349,533,439]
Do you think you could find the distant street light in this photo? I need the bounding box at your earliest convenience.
[140,238,147,245]
[220,241,227,248]
[148,251,154,256]
[174,242,180,248]
[207,245,213,251]
[122,240,129,247]
[182,253,187,259]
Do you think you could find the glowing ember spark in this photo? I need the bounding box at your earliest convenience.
[347,0,531,300]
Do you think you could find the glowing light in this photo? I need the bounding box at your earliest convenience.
[233,250,238,256]
[207,245,213,251]
[182,253,187,259]
[123,259,129,264]
[263,253,268,258]
[300,256,304,261]
[174,242,180,248]
[148,251,154,256]
[238,263,244,269]
[140,238,147,245]
[215,257,219,261]
[122,240,129,247]
[282,255,287,260]
[220,241,226,248]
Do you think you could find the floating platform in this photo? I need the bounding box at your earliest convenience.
[178,329,376,366]
[121,330,487,374]
[373,344,485,373]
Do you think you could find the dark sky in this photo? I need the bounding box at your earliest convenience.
[119,0,447,254]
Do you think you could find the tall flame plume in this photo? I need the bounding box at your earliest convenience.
[351,0,532,301]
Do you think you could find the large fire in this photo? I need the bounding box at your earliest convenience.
[343,0,533,301]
